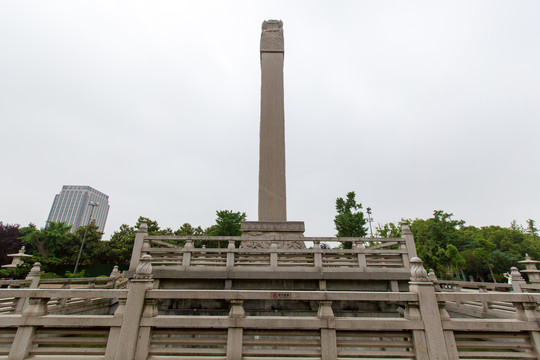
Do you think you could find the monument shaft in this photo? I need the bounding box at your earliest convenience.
[259,20,286,222]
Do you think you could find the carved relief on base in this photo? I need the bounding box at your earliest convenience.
[240,232,306,249]
[240,221,306,249]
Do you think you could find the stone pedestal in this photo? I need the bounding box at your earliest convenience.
[240,221,306,249]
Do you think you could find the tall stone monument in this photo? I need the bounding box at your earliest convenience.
[241,20,305,249]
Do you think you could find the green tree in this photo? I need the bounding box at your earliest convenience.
[71,221,103,266]
[409,211,473,278]
[175,223,204,236]
[334,192,367,249]
[211,210,247,236]
[20,222,73,259]
[376,222,402,238]
[206,210,247,248]
[0,222,22,266]
[527,219,538,239]
[473,238,497,282]
[101,224,136,265]
[136,216,173,235]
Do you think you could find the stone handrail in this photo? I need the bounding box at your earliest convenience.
[127,235,412,275]
[1,282,540,359]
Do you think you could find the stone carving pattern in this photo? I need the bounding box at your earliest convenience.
[409,257,429,282]
[135,254,153,279]
[510,266,524,282]
[261,20,284,51]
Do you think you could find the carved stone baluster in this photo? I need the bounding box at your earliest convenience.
[356,241,366,270]
[226,240,236,268]
[183,239,193,267]
[226,300,245,360]
[318,301,337,360]
[313,240,322,268]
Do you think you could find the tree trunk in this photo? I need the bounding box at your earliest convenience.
[487,262,497,283]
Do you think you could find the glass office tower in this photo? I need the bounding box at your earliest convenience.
[46,185,110,233]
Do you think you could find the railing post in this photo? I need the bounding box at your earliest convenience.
[226,240,236,268]
[400,242,410,268]
[509,267,540,356]
[114,255,154,360]
[511,267,525,293]
[318,300,337,360]
[270,241,278,268]
[142,237,151,256]
[438,299,459,358]
[408,257,451,360]
[401,222,417,260]
[59,280,70,308]
[454,284,462,307]
[183,239,193,267]
[15,262,41,314]
[404,300,429,360]
[226,300,244,360]
[356,241,366,270]
[479,285,490,311]
[134,297,157,360]
[104,298,126,360]
[129,220,148,272]
[107,265,120,288]
[313,240,322,268]
[9,295,49,360]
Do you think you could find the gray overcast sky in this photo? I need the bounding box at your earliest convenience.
[1,1,538,239]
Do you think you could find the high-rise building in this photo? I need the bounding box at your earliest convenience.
[46,185,110,233]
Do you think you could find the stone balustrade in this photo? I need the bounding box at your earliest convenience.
[128,235,413,278]
[1,257,540,360]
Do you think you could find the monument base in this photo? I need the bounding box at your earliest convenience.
[240,221,306,249]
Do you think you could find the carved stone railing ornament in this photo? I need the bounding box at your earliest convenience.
[135,255,153,279]
[401,222,412,236]
[510,267,524,282]
[28,262,41,277]
[428,268,438,281]
[109,265,119,278]
[138,220,148,234]
[410,257,429,282]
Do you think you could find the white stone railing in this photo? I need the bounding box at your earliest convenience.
[1,257,540,360]
[0,264,125,315]
[128,235,414,275]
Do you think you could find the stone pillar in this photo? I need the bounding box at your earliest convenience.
[519,253,540,284]
[508,267,540,356]
[318,301,337,360]
[313,240,323,268]
[226,240,236,268]
[401,222,418,259]
[104,298,125,360]
[15,262,41,313]
[259,19,286,222]
[408,257,452,360]
[183,239,193,266]
[114,255,154,360]
[510,266,525,293]
[226,300,245,360]
[9,296,49,360]
[129,221,148,273]
[356,241,367,270]
[107,265,120,288]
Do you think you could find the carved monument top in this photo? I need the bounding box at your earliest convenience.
[261,20,284,52]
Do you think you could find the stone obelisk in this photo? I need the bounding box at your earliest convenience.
[258,19,287,222]
[241,20,305,249]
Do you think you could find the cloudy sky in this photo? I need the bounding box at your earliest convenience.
[1,1,538,239]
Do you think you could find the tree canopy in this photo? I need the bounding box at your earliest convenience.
[334,192,367,249]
